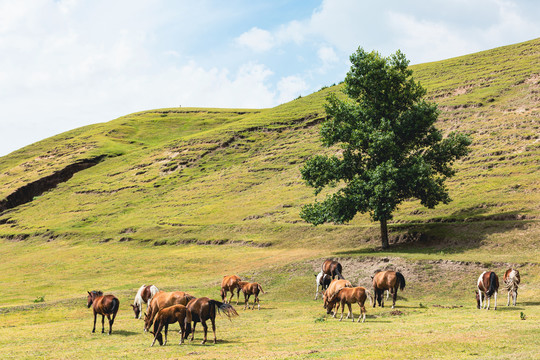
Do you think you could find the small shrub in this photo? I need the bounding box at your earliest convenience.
[33,296,45,303]
[520,312,526,320]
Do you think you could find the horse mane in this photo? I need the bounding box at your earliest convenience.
[134,284,146,305]
[91,290,103,297]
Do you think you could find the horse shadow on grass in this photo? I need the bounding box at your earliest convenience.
[112,330,138,336]
[519,301,540,306]
[188,339,238,346]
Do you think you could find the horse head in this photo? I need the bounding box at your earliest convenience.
[143,312,152,332]
[131,303,141,319]
[150,331,163,346]
[86,290,102,308]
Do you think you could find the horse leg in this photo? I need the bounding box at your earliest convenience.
[178,320,184,345]
[347,303,353,322]
[494,292,497,310]
[245,294,250,310]
[255,294,260,310]
[106,314,112,335]
[339,300,345,321]
[514,290,518,306]
[201,320,208,345]
[486,295,490,310]
[190,321,197,342]
[228,291,234,305]
[391,289,397,309]
[151,323,164,346]
[236,288,241,305]
[360,303,366,323]
[101,314,105,333]
[211,317,217,344]
[92,312,97,333]
[315,283,320,300]
[163,324,169,346]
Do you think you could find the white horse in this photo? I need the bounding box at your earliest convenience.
[132,284,159,319]
[315,271,331,300]
[503,268,520,306]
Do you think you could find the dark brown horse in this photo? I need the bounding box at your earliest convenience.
[132,284,159,319]
[150,304,192,346]
[186,297,238,344]
[476,271,499,310]
[322,259,344,280]
[144,291,196,332]
[238,281,265,310]
[372,270,406,308]
[87,290,119,335]
[503,268,520,306]
[326,287,373,323]
[220,275,242,304]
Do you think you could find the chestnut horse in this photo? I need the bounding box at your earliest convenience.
[322,259,344,280]
[187,297,238,344]
[150,304,192,346]
[503,268,520,306]
[132,284,159,319]
[86,290,119,335]
[323,279,353,316]
[220,275,242,304]
[326,287,373,323]
[372,270,406,308]
[476,271,499,310]
[314,271,331,300]
[238,281,265,310]
[144,291,196,331]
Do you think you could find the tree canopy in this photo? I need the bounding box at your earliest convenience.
[300,48,471,249]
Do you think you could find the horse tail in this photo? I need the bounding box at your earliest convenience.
[110,297,120,318]
[396,272,406,291]
[335,264,344,280]
[209,300,239,320]
[366,289,374,306]
[486,272,497,296]
[258,284,265,294]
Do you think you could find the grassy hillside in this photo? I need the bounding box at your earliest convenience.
[0,39,539,360]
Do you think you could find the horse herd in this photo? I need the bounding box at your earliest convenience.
[86,275,264,346]
[85,259,522,346]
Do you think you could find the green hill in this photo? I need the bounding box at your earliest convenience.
[0,38,538,256]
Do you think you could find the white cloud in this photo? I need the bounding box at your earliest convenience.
[236,27,276,52]
[276,75,308,104]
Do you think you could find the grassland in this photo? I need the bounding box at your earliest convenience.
[0,39,539,359]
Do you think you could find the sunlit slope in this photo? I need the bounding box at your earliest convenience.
[0,38,538,246]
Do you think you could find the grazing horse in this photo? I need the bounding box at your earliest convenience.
[476,271,499,310]
[323,279,353,316]
[220,275,242,304]
[86,290,119,335]
[314,271,331,300]
[326,287,373,323]
[132,284,159,319]
[144,291,196,332]
[322,259,344,280]
[372,270,406,308]
[186,297,238,344]
[238,281,265,310]
[503,268,521,306]
[150,304,192,346]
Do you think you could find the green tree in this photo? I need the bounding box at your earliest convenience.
[300,48,471,249]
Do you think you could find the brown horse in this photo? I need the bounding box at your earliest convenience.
[87,290,119,335]
[326,287,373,323]
[322,259,344,280]
[323,279,353,316]
[150,304,192,346]
[144,291,196,331]
[372,270,406,308]
[238,281,265,310]
[503,268,520,306]
[220,275,242,304]
[476,271,499,310]
[186,297,238,344]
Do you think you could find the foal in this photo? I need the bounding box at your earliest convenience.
[323,279,353,317]
[150,304,192,346]
[87,291,119,335]
[144,291,195,332]
[187,297,238,344]
[476,271,499,310]
[238,281,265,310]
[326,287,372,323]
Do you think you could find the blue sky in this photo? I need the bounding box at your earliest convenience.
[1,0,539,156]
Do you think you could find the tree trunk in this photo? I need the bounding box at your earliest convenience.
[380,218,389,249]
